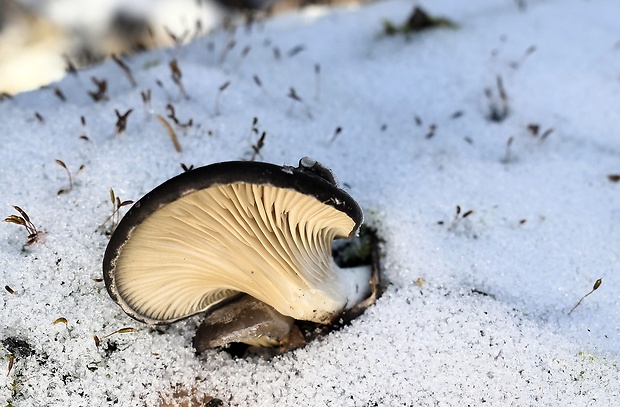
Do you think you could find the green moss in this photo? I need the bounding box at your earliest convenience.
[577,351,597,362]
[383,7,457,37]
[332,225,378,268]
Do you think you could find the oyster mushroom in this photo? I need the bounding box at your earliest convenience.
[103,158,371,347]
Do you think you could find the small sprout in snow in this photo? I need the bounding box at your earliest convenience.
[79,115,90,141]
[471,288,493,297]
[502,136,514,164]
[166,104,193,128]
[63,55,78,76]
[180,163,194,172]
[215,81,231,116]
[101,327,137,340]
[540,128,554,141]
[568,278,602,316]
[425,124,437,139]
[4,206,43,245]
[88,77,109,102]
[527,124,540,136]
[169,60,187,99]
[250,131,266,161]
[314,63,321,101]
[5,285,14,294]
[94,328,135,351]
[253,75,262,88]
[288,87,301,102]
[219,39,236,65]
[98,189,134,233]
[527,123,553,141]
[329,126,343,144]
[7,355,14,377]
[287,44,305,57]
[485,75,509,122]
[451,110,464,119]
[164,27,188,47]
[515,0,527,11]
[509,45,536,69]
[252,74,272,100]
[156,115,183,153]
[193,19,204,38]
[383,6,457,36]
[250,116,259,135]
[55,159,75,194]
[242,9,257,31]
[607,174,620,183]
[140,89,153,119]
[53,87,66,102]
[114,109,133,135]
[111,54,137,87]
[287,87,312,118]
[447,205,474,232]
[235,45,251,70]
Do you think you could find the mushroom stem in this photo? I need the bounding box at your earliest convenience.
[339,264,373,309]
[277,262,371,324]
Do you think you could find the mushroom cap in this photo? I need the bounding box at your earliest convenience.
[103,159,364,325]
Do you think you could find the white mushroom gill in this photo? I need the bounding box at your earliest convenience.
[114,183,370,324]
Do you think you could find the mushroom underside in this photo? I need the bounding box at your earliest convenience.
[109,182,363,324]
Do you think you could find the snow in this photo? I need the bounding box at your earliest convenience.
[2,0,620,405]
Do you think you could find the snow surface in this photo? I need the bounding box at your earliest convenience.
[2,0,620,405]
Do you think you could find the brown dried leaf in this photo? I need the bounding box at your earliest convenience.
[4,215,25,226]
[156,115,182,152]
[13,206,30,222]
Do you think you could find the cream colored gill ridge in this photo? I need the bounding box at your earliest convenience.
[114,183,356,323]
